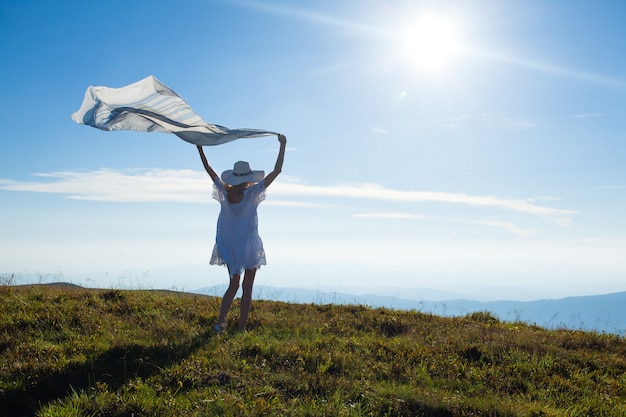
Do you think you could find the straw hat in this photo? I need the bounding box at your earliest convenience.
[221,161,264,186]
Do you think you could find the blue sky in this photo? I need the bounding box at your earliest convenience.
[1,0,626,300]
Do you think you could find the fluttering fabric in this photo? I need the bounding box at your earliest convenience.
[71,75,277,146]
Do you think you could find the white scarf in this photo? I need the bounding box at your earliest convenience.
[71,75,277,145]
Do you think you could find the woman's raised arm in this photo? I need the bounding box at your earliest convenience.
[197,145,219,183]
[264,134,286,189]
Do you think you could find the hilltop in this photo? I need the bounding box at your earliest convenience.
[1,284,625,416]
[197,285,626,335]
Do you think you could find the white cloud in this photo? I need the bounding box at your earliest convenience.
[599,184,626,190]
[0,168,576,225]
[370,126,390,134]
[0,169,209,203]
[478,112,534,129]
[265,200,332,208]
[572,113,605,119]
[352,212,534,236]
[352,212,426,220]
[272,181,575,224]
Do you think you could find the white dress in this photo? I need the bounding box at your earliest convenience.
[210,179,266,276]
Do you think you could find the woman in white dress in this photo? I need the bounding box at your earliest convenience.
[197,134,286,332]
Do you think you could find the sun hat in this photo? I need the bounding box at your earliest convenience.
[221,161,265,186]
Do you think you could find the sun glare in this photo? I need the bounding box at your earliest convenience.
[396,12,462,73]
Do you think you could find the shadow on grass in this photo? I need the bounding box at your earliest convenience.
[1,329,215,417]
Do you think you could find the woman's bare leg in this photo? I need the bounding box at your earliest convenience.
[239,268,257,331]
[217,274,240,329]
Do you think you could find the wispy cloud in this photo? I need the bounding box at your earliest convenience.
[352,212,533,236]
[352,212,426,220]
[0,169,209,203]
[265,200,333,208]
[352,212,534,237]
[370,126,391,134]
[598,184,626,190]
[0,169,576,225]
[273,181,575,224]
[571,113,605,119]
[478,112,534,129]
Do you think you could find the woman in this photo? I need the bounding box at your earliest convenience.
[197,134,286,332]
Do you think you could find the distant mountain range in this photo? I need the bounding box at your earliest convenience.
[194,285,626,336]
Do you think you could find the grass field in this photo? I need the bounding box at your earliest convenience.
[1,284,625,416]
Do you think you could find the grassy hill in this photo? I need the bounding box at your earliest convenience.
[1,285,625,416]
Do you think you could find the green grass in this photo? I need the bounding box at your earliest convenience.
[1,284,625,416]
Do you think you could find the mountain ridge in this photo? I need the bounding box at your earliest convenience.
[195,285,626,335]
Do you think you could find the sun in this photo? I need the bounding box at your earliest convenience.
[395,12,462,74]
